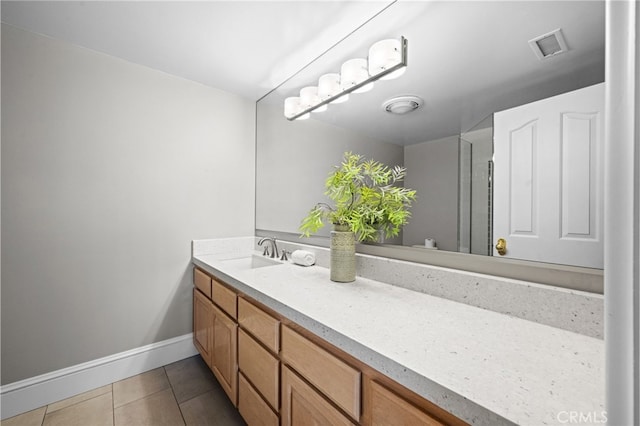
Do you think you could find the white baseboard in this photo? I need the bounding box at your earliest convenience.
[0,333,199,420]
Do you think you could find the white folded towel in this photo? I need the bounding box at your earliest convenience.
[291,250,316,266]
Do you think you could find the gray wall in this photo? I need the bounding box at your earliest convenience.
[403,136,460,251]
[1,24,256,384]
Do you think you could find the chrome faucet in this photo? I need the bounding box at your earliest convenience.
[258,237,279,259]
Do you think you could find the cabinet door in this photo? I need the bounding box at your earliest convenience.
[238,373,279,426]
[281,366,355,426]
[193,289,213,368]
[367,380,444,426]
[212,304,238,406]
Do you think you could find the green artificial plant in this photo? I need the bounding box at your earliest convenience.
[300,152,417,242]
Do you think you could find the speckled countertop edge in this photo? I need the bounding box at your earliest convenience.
[191,239,604,426]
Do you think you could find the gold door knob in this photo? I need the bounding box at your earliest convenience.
[495,238,507,256]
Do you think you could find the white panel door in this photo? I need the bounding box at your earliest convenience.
[493,83,604,268]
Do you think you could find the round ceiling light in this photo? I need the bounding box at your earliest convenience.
[382,95,423,115]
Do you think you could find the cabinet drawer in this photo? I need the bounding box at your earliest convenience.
[193,268,212,299]
[281,326,361,420]
[281,366,356,426]
[368,380,444,426]
[238,298,280,353]
[238,373,279,426]
[238,329,279,411]
[212,278,237,319]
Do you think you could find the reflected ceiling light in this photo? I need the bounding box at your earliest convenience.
[285,36,408,121]
[318,73,349,104]
[369,39,406,80]
[341,58,374,93]
[382,95,423,115]
[284,97,309,120]
[300,86,327,113]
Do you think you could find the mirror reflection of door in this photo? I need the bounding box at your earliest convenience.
[493,83,604,268]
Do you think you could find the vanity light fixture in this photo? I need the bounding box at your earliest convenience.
[369,39,407,80]
[284,36,408,120]
[318,73,349,104]
[284,97,310,120]
[341,58,375,93]
[300,86,327,113]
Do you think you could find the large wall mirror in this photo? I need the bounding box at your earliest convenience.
[256,1,605,292]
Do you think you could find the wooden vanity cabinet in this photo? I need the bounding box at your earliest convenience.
[212,278,237,319]
[238,297,279,352]
[194,268,212,299]
[281,365,356,426]
[281,325,361,421]
[238,329,279,408]
[192,268,238,406]
[238,373,278,426]
[211,303,238,406]
[279,325,465,426]
[365,379,446,426]
[193,266,466,426]
[210,274,240,407]
[193,288,214,369]
[237,297,281,425]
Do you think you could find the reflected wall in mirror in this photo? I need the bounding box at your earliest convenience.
[256,1,605,270]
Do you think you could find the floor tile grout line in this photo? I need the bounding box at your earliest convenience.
[112,367,172,411]
[164,365,188,426]
[176,388,213,407]
[9,358,215,425]
[114,385,173,412]
[163,363,222,408]
[38,389,113,425]
[43,385,113,416]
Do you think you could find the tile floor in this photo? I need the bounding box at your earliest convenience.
[1,356,246,426]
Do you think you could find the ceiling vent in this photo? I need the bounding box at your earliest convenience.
[382,95,423,115]
[529,29,569,60]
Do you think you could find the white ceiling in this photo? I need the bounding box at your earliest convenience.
[2,1,605,145]
[1,0,395,100]
[262,0,606,144]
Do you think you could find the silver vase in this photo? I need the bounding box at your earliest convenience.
[330,224,356,282]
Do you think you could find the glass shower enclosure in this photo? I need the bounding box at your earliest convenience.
[458,115,494,255]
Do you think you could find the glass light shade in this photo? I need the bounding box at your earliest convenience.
[331,94,349,104]
[299,86,327,112]
[356,82,374,93]
[340,58,373,93]
[284,97,310,120]
[318,73,349,104]
[284,97,300,118]
[368,39,406,80]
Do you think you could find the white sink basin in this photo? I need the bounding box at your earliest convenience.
[219,254,282,270]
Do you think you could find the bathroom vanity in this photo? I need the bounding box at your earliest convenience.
[191,237,604,426]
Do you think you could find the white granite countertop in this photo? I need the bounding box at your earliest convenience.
[192,249,604,426]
